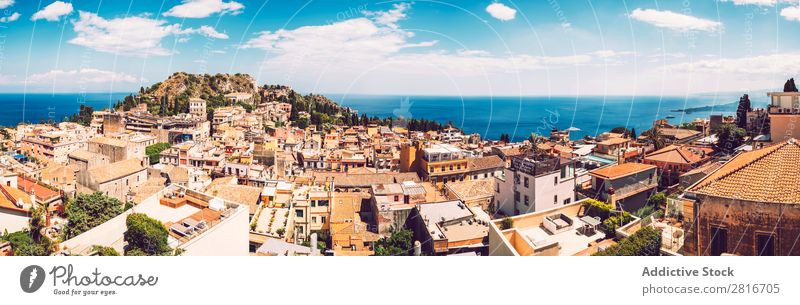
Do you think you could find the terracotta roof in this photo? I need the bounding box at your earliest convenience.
[89,136,128,147]
[206,184,262,214]
[0,184,32,212]
[88,158,145,184]
[445,179,495,201]
[689,139,800,203]
[589,162,656,180]
[659,128,700,140]
[68,149,104,161]
[597,137,630,146]
[644,145,712,165]
[311,172,420,188]
[467,155,505,171]
[17,177,60,201]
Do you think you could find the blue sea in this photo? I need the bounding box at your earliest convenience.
[0,92,766,141]
[0,93,131,126]
[333,93,768,140]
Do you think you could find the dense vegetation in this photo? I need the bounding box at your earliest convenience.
[0,205,52,256]
[592,227,662,256]
[64,192,124,239]
[715,123,746,154]
[124,213,174,256]
[145,142,171,165]
[374,229,414,256]
[67,104,95,126]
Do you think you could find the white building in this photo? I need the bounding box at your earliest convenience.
[61,184,248,256]
[494,155,577,216]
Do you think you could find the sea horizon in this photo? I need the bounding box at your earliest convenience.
[0,92,763,141]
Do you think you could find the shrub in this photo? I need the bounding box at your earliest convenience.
[593,227,662,256]
[583,199,614,219]
[500,217,514,230]
[92,245,120,256]
[647,193,667,207]
[276,228,286,237]
[145,142,171,165]
[601,212,633,235]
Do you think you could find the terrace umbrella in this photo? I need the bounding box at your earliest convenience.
[565,127,581,132]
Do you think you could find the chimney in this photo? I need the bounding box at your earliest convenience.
[414,240,421,256]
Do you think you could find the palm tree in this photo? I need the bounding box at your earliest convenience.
[645,127,666,150]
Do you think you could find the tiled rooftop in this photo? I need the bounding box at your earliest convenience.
[690,139,800,203]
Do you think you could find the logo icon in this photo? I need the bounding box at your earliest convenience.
[20,265,45,293]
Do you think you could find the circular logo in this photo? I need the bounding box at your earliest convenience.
[19,265,46,293]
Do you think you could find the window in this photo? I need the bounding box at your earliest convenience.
[709,227,728,256]
[321,216,326,224]
[514,191,520,203]
[394,195,399,202]
[563,198,571,205]
[554,176,558,185]
[757,234,775,256]
[553,195,557,205]
[524,177,529,188]
[524,195,529,206]
[496,183,500,193]
[449,165,453,171]
[312,216,317,223]
[296,210,304,218]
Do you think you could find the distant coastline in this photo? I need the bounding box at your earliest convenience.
[0,92,761,141]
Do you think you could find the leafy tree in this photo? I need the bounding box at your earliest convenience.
[630,128,637,139]
[1,205,53,256]
[715,123,746,154]
[644,127,666,150]
[784,78,798,92]
[145,142,171,165]
[124,213,173,256]
[1,230,51,256]
[736,94,751,130]
[499,133,511,143]
[374,229,413,256]
[647,193,667,207]
[64,192,124,239]
[592,227,662,256]
[68,104,94,126]
[92,245,120,256]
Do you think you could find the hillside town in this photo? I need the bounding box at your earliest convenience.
[1,74,799,257]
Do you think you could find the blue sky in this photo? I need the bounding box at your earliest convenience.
[0,0,799,96]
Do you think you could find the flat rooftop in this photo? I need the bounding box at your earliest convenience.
[518,216,605,256]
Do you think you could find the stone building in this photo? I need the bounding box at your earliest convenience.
[683,139,800,256]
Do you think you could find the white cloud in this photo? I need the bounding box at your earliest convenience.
[720,0,777,5]
[0,12,20,23]
[486,3,516,21]
[0,0,13,10]
[239,4,625,95]
[24,68,140,84]
[591,50,636,58]
[164,0,243,18]
[70,11,227,56]
[662,53,800,75]
[182,25,229,39]
[364,3,409,29]
[210,50,226,54]
[781,6,800,21]
[630,8,722,32]
[31,1,73,22]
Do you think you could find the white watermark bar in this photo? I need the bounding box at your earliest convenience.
[0,257,796,304]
